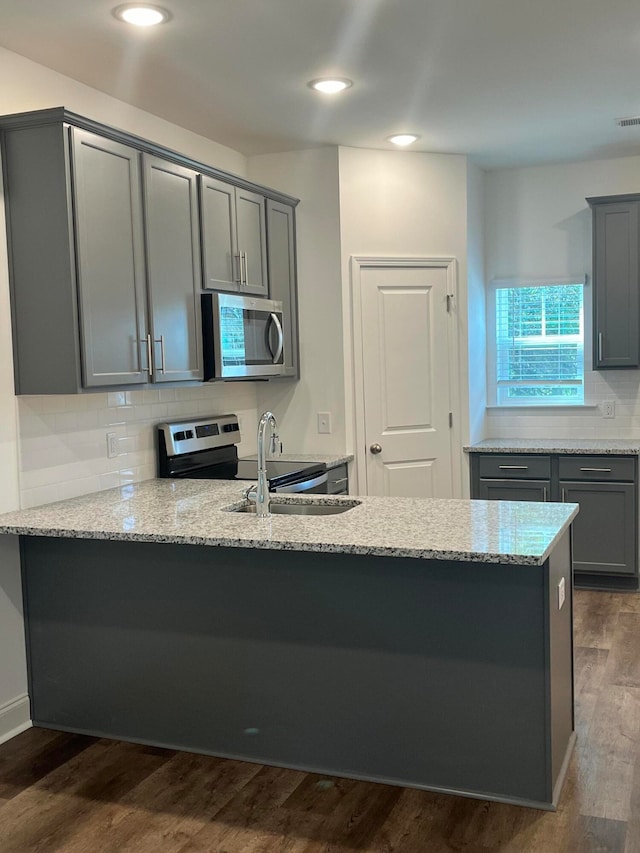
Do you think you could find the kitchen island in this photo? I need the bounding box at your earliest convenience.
[0,480,578,810]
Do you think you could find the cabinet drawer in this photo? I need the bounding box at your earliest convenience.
[558,456,636,482]
[478,455,551,480]
[327,464,349,494]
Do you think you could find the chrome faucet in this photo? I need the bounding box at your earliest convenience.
[253,411,279,518]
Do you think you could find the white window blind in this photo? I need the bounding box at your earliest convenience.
[491,281,584,406]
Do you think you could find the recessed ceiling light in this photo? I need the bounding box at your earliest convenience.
[113,4,171,26]
[388,134,419,146]
[308,78,353,95]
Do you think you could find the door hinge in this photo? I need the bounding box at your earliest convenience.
[448,412,453,428]
[446,293,455,312]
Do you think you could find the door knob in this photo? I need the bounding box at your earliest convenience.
[370,443,383,455]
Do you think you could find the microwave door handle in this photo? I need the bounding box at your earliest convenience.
[270,313,284,364]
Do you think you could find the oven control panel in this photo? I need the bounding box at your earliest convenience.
[158,414,240,458]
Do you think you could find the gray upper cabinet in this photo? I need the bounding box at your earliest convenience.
[71,129,149,387]
[200,177,268,297]
[236,187,268,295]
[200,176,238,291]
[587,194,640,369]
[143,156,203,382]
[1,107,299,393]
[266,199,299,377]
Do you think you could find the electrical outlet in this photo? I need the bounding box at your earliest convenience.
[602,400,615,419]
[558,577,566,610]
[317,412,332,434]
[106,432,119,459]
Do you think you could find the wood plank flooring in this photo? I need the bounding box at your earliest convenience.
[1,589,639,852]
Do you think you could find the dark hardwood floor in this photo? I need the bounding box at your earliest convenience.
[1,589,639,852]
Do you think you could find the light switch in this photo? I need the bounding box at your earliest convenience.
[317,412,332,434]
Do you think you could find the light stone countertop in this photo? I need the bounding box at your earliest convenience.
[0,478,577,566]
[244,452,353,470]
[465,438,640,455]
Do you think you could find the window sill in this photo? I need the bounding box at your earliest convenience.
[486,404,599,411]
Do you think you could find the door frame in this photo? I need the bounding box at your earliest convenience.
[349,256,463,497]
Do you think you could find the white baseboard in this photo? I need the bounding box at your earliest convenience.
[0,695,32,745]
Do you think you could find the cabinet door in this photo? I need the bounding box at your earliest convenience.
[236,188,268,296]
[200,176,239,291]
[266,199,298,377]
[478,480,550,502]
[143,156,203,382]
[71,128,149,386]
[593,200,640,368]
[561,481,637,575]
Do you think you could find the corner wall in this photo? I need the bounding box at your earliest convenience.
[247,148,344,453]
[337,146,471,495]
[485,155,640,439]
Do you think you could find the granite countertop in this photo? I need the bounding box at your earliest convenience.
[245,452,353,469]
[465,438,640,455]
[0,479,577,566]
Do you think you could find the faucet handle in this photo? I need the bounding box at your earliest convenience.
[269,433,281,455]
[243,484,258,501]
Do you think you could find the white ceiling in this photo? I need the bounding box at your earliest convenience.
[2,0,640,169]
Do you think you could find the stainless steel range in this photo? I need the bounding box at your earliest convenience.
[157,414,333,493]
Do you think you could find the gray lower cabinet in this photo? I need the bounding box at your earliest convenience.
[587,194,640,369]
[200,176,268,297]
[143,156,203,382]
[471,451,639,588]
[560,481,636,576]
[327,464,349,494]
[266,199,299,377]
[477,480,549,502]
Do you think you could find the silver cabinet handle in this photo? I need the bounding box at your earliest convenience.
[579,467,612,472]
[138,334,153,376]
[243,251,249,286]
[370,443,383,454]
[238,250,248,286]
[598,332,603,362]
[332,478,348,485]
[154,335,166,373]
[499,465,529,470]
[234,253,242,284]
[561,488,566,501]
[269,313,284,364]
[543,487,548,502]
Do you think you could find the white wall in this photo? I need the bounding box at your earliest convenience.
[467,162,486,447]
[337,146,471,494]
[0,47,259,740]
[485,155,640,439]
[247,148,344,453]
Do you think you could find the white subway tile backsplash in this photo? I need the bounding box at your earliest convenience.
[17,383,260,508]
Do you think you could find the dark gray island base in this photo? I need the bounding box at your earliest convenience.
[21,532,574,811]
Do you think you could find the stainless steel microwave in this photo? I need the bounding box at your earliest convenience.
[202,293,285,379]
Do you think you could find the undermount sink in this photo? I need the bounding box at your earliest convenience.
[227,499,360,516]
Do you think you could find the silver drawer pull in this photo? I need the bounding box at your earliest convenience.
[543,486,548,502]
[579,467,612,473]
[498,465,529,470]
[332,478,348,485]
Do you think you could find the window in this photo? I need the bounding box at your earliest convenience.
[488,279,585,406]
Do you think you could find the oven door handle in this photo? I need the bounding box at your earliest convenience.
[273,472,329,493]
[268,313,284,364]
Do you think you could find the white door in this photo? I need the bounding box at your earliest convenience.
[354,260,459,498]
